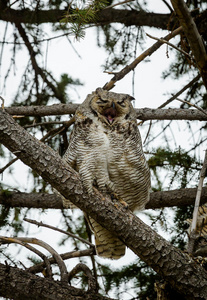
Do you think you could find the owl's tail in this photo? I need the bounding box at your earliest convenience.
[88,217,125,259]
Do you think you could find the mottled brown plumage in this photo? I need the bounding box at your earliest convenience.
[63,88,151,259]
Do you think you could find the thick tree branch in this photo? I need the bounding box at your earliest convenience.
[1,109,207,298]
[1,188,207,210]
[0,263,111,300]
[4,104,207,121]
[170,0,207,89]
[0,5,170,29]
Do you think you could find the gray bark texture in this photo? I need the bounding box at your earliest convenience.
[0,263,112,300]
[1,187,207,209]
[5,104,207,120]
[1,109,207,299]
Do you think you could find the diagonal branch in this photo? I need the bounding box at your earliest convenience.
[1,108,207,298]
[15,22,66,101]
[103,26,182,90]
[170,0,207,89]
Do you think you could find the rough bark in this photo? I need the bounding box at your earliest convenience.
[0,263,112,300]
[1,110,207,299]
[4,104,207,121]
[1,187,207,210]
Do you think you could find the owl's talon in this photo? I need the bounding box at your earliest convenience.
[119,199,129,209]
[111,193,128,209]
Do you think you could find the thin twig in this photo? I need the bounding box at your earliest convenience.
[24,217,95,248]
[103,0,135,9]
[0,157,18,174]
[143,74,200,143]
[176,98,207,117]
[159,74,200,108]
[103,26,182,90]
[24,120,71,128]
[146,32,193,61]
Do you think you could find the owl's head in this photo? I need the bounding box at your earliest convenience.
[90,88,135,126]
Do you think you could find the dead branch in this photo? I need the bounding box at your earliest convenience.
[0,236,68,283]
[27,248,96,274]
[0,236,53,279]
[191,150,207,233]
[24,217,95,248]
[187,150,207,254]
[104,0,135,9]
[170,0,207,89]
[158,74,200,108]
[15,22,66,101]
[146,32,193,61]
[176,98,207,117]
[103,26,182,90]
[68,263,98,293]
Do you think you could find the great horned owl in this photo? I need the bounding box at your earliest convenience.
[63,88,151,259]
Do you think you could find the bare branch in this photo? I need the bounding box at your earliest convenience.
[5,103,78,116]
[187,150,207,255]
[158,74,200,108]
[27,249,96,274]
[0,236,53,279]
[103,26,182,90]
[24,217,95,248]
[170,0,207,89]
[146,32,193,60]
[103,0,135,9]
[176,98,207,117]
[0,236,68,283]
[4,104,207,121]
[191,150,207,232]
[68,263,98,293]
[0,157,18,174]
[1,188,207,210]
